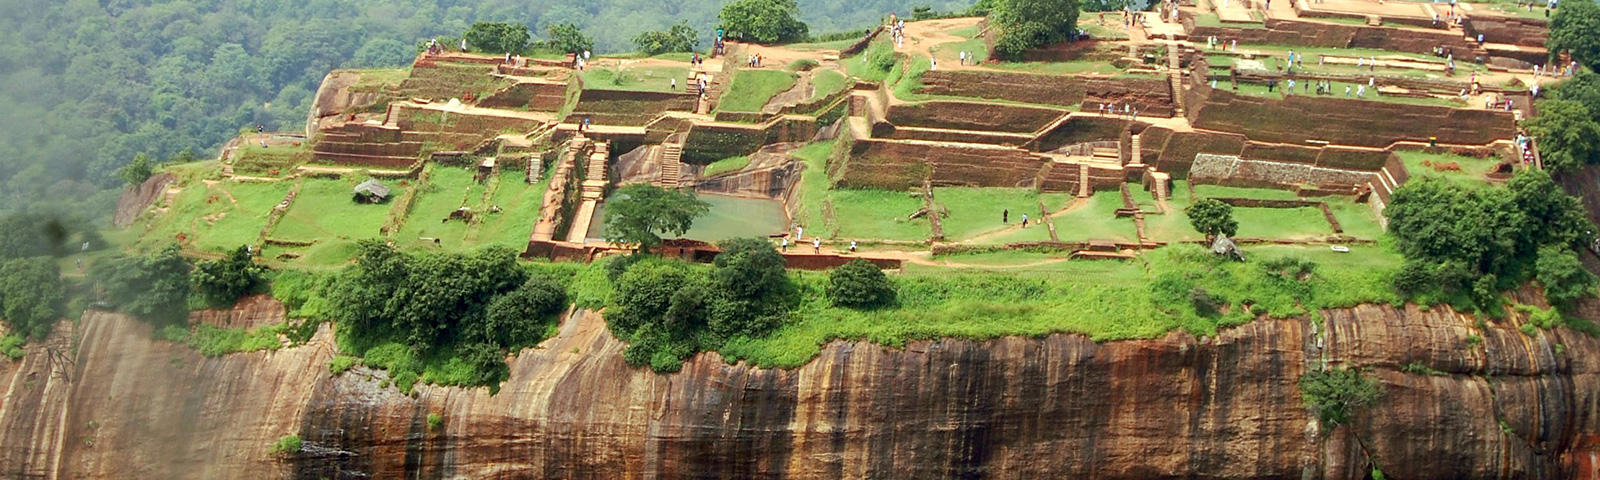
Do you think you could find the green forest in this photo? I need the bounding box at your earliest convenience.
[0,0,971,219]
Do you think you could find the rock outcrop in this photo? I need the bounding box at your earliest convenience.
[2,295,1599,479]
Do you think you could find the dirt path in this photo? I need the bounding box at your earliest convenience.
[962,197,1088,244]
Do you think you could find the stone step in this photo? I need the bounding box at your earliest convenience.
[1078,163,1091,198]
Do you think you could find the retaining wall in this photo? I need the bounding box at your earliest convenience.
[917,71,1175,116]
[886,100,1064,134]
[571,88,698,126]
[479,81,569,111]
[1188,17,1483,56]
[1190,154,1377,191]
[1465,15,1549,47]
[1186,77,1515,147]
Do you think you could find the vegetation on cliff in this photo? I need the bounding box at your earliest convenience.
[989,0,1082,60]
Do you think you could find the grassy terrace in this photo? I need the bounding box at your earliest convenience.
[580,64,689,92]
[715,243,1402,367]
[232,141,312,176]
[1396,150,1505,186]
[808,70,849,103]
[717,69,799,113]
[787,140,931,242]
[1214,79,1469,107]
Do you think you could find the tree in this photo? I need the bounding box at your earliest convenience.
[1549,0,1600,67]
[463,22,531,55]
[1507,169,1593,252]
[192,245,267,307]
[719,0,810,44]
[388,246,527,351]
[94,244,192,325]
[1299,368,1382,432]
[1526,99,1600,173]
[117,153,154,187]
[480,276,569,348]
[543,23,594,55]
[708,238,795,338]
[633,22,700,56]
[990,0,1082,60]
[0,257,63,339]
[1185,198,1238,239]
[827,259,896,309]
[1537,246,1597,310]
[1550,71,1600,113]
[603,184,711,251]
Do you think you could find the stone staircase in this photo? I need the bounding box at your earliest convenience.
[657,134,685,189]
[1128,134,1143,166]
[1167,47,1187,117]
[565,142,610,243]
[1078,163,1092,198]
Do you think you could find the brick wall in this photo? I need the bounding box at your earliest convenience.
[1466,16,1549,47]
[840,139,1045,190]
[1188,84,1515,147]
[479,81,569,111]
[885,100,1064,133]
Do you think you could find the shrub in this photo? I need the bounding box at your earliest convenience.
[633,22,698,55]
[0,257,63,339]
[788,58,819,72]
[193,245,267,308]
[1188,287,1220,317]
[0,334,23,360]
[329,355,359,375]
[1299,368,1383,432]
[427,413,444,431]
[1185,198,1238,239]
[92,244,192,326]
[827,259,896,308]
[1537,246,1597,310]
[271,434,302,455]
[479,276,568,348]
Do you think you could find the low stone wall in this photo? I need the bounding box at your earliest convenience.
[1189,18,1482,56]
[1190,154,1376,191]
[681,117,818,164]
[917,71,1175,116]
[478,81,568,111]
[1020,40,1138,63]
[1466,15,1549,48]
[886,100,1064,134]
[839,139,1043,190]
[1187,80,1515,147]
[571,87,698,126]
[1034,115,1132,152]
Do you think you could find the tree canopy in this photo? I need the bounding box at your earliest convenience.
[1185,198,1238,240]
[0,257,63,339]
[990,0,1082,60]
[1385,172,1595,311]
[603,184,711,251]
[93,245,193,325]
[1526,99,1600,173]
[634,22,700,56]
[192,245,267,307]
[720,0,811,44]
[463,22,532,54]
[1549,0,1600,67]
[542,23,594,55]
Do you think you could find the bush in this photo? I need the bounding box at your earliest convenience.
[329,355,358,375]
[827,259,896,308]
[1537,246,1597,310]
[1185,198,1238,239]
[193,245,267,308]
[0,334,24,360]
[633,22,698,56]
[462,22,531,54]
[1188,287,1220,317]
[788,58,819,72]
[0,257,63,339]
[479,276,568,348]
[1299,368,1383,432]
[719,0,810,44]
[427,413,444,431]
[92,244,192,326]
[271,434,302,455]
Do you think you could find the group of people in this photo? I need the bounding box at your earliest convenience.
[747,53,764,68]
[1203,36,1239,52]
[1532,60,1581,78]
[889,16,907,49]
[1097,103,1140,122]
[572,50,591,70]
[778,226,857,254]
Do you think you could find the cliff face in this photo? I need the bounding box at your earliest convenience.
[2,295,1598,479]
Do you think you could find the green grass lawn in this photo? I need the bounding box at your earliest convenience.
[934,187,1049,241]
[580,65,689,92]
[232,142,311,176]
[991,60,1121,75]
[272,178,391,243]
[1233,206,1337,239]
[932,38,988,65]
[718,243,1402,368]
[1396,150,1503,186]
[140,180,293,254]
[474,170,553,248]
[790,141,835,230]
[785,38,865,51]
[808,70,849,103]
[1053,191,1137,242]
[350,68,412,91]
[1193,184,1302,200]
[717,69,799,113]
[1325,197,1386,240]
[701,155,752,177]
[827,189,930,241]
[395,167,481,250]
[1219,79,1468,107]
[949,24,981,39]
[1077,21,1130,40]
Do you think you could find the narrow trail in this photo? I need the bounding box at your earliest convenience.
[963,198,1088,244]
